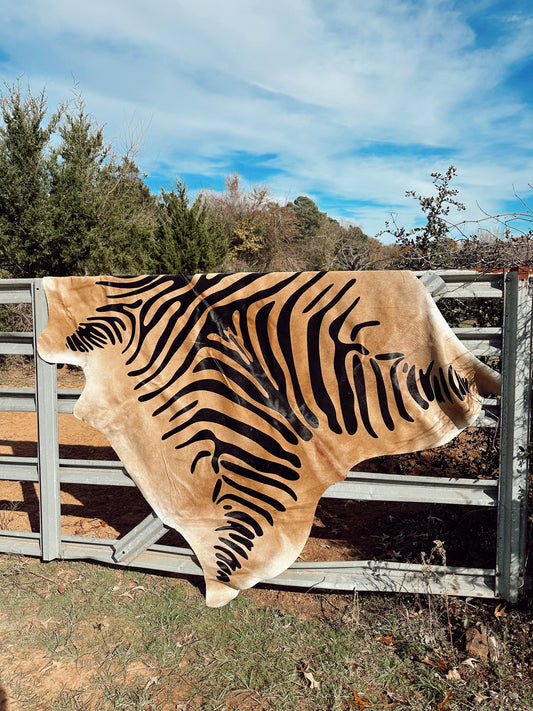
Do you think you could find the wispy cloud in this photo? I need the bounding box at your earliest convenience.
[0,0,532,237]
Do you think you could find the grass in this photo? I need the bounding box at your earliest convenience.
[0,554,531,710]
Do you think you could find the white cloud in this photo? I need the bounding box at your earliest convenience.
[0,0,532,237]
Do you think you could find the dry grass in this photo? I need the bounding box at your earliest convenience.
[0,554,531,710]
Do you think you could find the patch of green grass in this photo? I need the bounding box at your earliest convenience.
[0,554,531,710]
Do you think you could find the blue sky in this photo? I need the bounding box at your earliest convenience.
[0,0,532,240]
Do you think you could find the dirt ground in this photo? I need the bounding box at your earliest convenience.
[0,363,502,580]
[0,365,523,711]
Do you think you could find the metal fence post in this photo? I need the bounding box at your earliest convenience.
[32,279,62,561]
[497,269,532,601]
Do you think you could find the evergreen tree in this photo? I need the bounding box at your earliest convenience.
[289,195,326,239]
[49,97,159,275]
[155,181,227,273]
[48,97,108,274]
[85,155,158,275]
[0,82,62,277]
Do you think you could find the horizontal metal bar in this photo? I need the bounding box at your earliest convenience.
[0,332,34,355]
[267,559,497,597]
[0,457,132,486]
[0,456,499,508]
[453,326,502,340]
[462,342,501,357]
[0,457,38,481]
[0,457,136,488]
[0,280,33,304]
[59,459,134,486]
[2,387,501,419]
[324,471,498,506]
[0,529,41,556]
[416,270,504,298]
[1,275,503,304]
[58,535,496,598]
[57,389,82,413]
[418,269,504,281]
[441,285,503,299]
[60,537,204,578]
[0,388,36,411]
[453,327,502,357]
[477,398,500,428]
[0,388,83,413]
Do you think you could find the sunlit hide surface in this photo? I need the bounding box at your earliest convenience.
[37,271,501,606]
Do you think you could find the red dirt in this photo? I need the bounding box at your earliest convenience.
[0,365,501,583]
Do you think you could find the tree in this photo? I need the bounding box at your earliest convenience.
[49,96,160,276]
[0,83,160,277]
[202,174,299,271]
[291,213,341,270]
[289,195,324,238]
[154,181,227,273]
[85,155,158,275]
[0,81,62,277]
[331,224,373,270]
[47,97,108,274]
[381,166,466,269]
[287,207,375,272]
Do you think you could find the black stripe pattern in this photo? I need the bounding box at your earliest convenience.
[65,273,471,584]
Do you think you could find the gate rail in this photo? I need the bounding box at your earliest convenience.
[0,270,531,601]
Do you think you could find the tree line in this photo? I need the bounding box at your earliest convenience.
[0,83,383,279]
[1,82,532,281]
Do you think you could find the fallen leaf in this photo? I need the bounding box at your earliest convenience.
[461,657,480,669]
[302,670,320,689]
[375,634,398,645]
[446,668,462,681]
[422,656,442,668]
[465,628,489,660]
[350,689,372,708]
[57,583,66,594]
[422,656,450,673]
[494,604,507,618]
[437,690,453,710]
[143,676,159,691]
[474,692,490,703]
[397,669,414,682]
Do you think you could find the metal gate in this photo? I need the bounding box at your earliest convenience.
[0,270,531,601]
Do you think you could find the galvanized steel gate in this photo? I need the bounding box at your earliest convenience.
[0,270,531,601]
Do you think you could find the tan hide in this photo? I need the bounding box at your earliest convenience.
[37,271,500,606]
